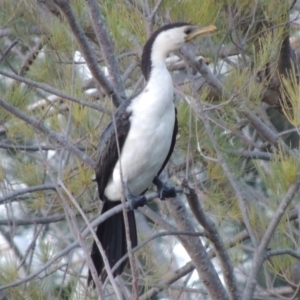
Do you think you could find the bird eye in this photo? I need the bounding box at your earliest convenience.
[184,28,192,35]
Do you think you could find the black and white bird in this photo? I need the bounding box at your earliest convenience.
[88,23,216,284]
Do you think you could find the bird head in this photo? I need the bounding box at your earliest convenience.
[141,23,217,80]
[153,23,217,52]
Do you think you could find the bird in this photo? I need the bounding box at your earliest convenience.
[88,22,217,284]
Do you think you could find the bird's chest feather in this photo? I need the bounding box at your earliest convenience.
[119,88,175,191]
[123,99,175,174]
[104,74,175,199]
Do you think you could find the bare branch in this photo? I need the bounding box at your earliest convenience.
[183,179,240,300]
[266,248,300,260]
[0,214,66,225]
[242,181,300,300]
[0,96,95,168]
[0,187,182,291]
[166,194,230,300]
[86,0,125,100]
[0,39,18,64]
[0,184,56,205]
[0,142,87,151]
[53,0,123,107]
[226,149,272,161]
[0,69,111,114]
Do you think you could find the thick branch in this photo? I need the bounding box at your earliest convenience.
[166,194,229,300]
[183,180,240,300]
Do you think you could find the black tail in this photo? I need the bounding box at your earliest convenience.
[87,200,137,284]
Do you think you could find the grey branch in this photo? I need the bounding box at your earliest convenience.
[53,0,123,107]
[242,181,300,300]
[0,214,66,226]
[0,184,56,204]
[0,69,110,114]
[0,96,95,168]
[183,179,240,300]
[86,0,125,100]
[180,49,291,154]
[166,194,230,300]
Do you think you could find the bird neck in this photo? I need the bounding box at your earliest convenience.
[143,61,173,113]
[146,56,172,91]
[141,37,171,81]
[141,48,170,87]
[150,46,169,68]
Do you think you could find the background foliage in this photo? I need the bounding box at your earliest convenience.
[1,0,300,299]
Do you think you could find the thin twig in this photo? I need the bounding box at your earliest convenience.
[0,39,18,64]
[242,181,300,300]
[0,187,182,292]
[58,179,122,299]
[53,0,123,107]
[0,96,95,168]
[0,69,110,114]
[86,0,125,101]
[111,115,139,299]
[0,184,56,204]
[0,214,66,225]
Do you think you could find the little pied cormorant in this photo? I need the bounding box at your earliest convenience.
[88,23,217,284]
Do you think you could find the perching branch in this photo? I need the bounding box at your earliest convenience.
[0,187,182,292]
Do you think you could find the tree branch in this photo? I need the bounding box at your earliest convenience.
[242,181,300,300]
[86,0,125,101]
[0,187,182,291]
[53,0,123,107]
[0,69,110,114]
[0,96,95,168]
[183,179,240,300]
[0,214,66,225]
[0,184,56,205]
[166,194,230,300]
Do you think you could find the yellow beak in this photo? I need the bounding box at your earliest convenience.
[185,25,217,42]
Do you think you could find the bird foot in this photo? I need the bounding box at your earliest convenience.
[125,185,147,210]
[153,176,176,200]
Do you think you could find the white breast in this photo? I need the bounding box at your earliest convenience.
[104,67,175,200]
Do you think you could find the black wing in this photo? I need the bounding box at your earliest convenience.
[157,108,178,176]
[95,101,132,200]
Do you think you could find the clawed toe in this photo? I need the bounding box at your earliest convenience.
[153,176,176,200]
[129,195,147,209]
